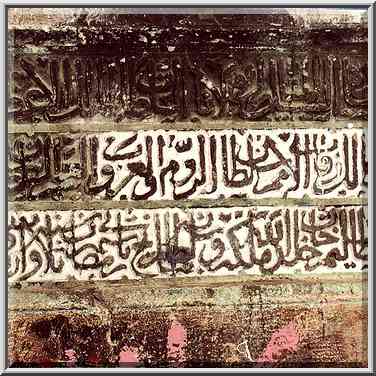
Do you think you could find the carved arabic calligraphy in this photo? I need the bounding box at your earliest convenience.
[8,129,367,201]
[9,54,367,124]
[8,206,367,282]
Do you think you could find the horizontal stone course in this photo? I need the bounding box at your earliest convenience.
[8,206,368,282]
[8,274,368,367]
[8,128,367,202]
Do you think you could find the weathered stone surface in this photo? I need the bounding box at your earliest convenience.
[8,274,367,367]
[8,11,367,126]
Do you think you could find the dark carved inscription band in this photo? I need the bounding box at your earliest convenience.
[9,53,367,124]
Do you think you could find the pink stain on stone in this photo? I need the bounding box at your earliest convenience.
[167,318,187,362]
[119,348,139,365]
[257,322,299,363]
[64,349,77,367]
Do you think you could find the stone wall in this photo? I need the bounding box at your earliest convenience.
[7,8,368,368]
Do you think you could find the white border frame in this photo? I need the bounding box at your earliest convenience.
[1,1,374,374]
